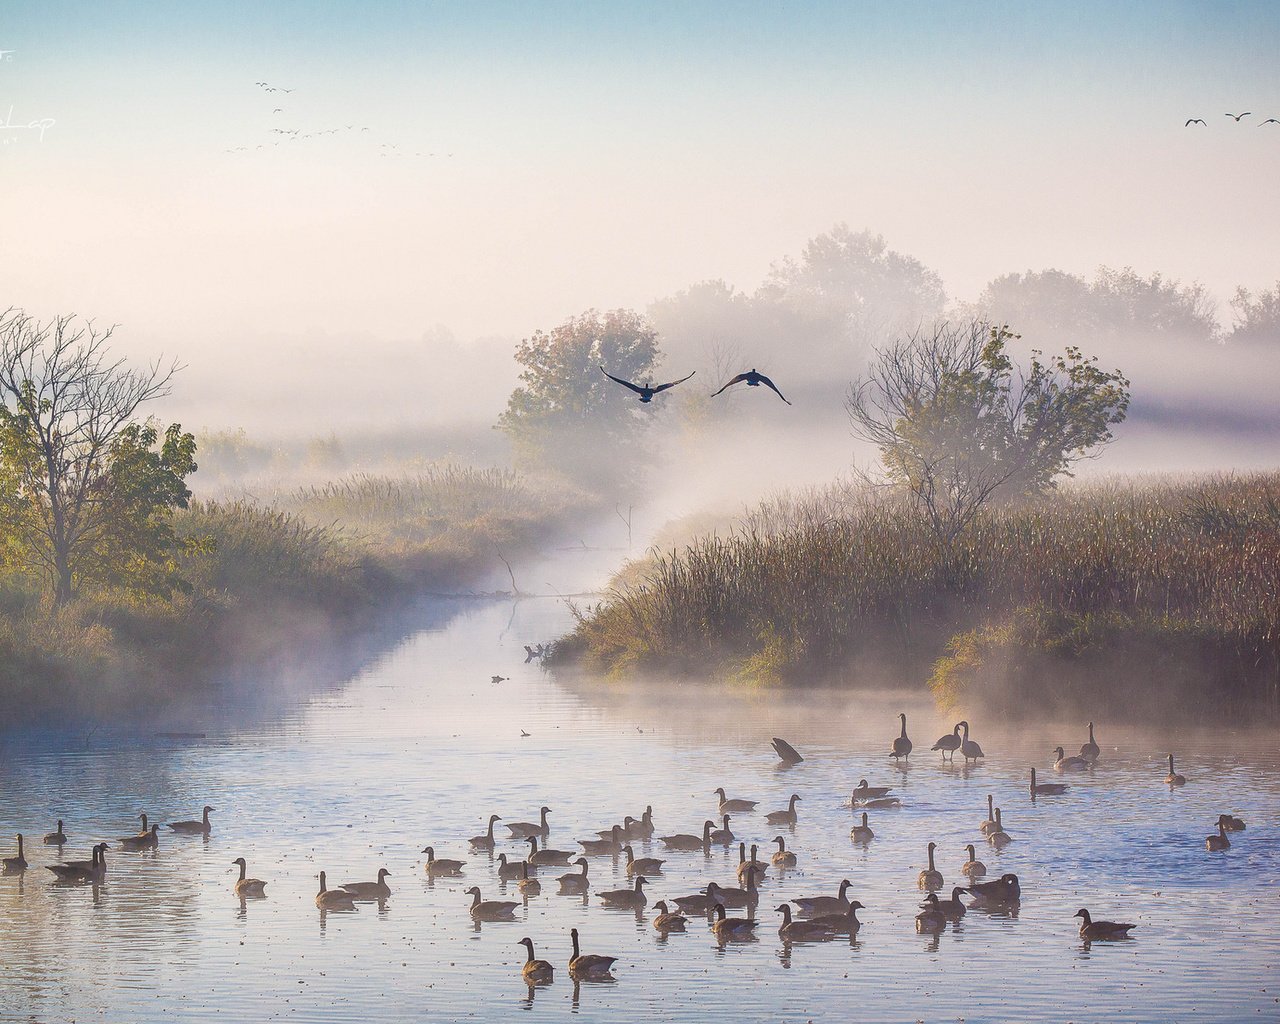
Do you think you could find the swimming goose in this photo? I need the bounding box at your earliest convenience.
[496,853,529,880]
[987,808,1013,849]
[792,878,854,918]
[506,807,551,839]
[43,820,67,845]
[915,894,948,932]
[658,820,714,852]
[707,865,760,909]
[918,842,943,890]
[1205,820,1230,851]
[710,902,758,942]
[766,794,801,825]
[1079,722,1101,763]
[315,872,357,910]
[713,788,757,813]
[597,875,647,909]
[1164,754,1186,786]
[928,886,967,918]
[771,736,804,764]
[966,873,1021,905]
[1218,813,1246,832]
[466,886,519,920]
[709,814,735,845]
[810,899,864,935]
[169,806,215,835]
[568,927,617,978]
[1030,767,1068,796]
[737,843,768,884]
[120,824,160,850]
[979,794,998,835]
[1054,746,1088,772]
[231,857,267,896]
[652,900,688,931]
[129,813,150,837]
[961,844,987,879]
[673,882,730,915]
[628,807,656,839]
[422,847,466,876]
[594,821,626,840]
[891,712,912,761]
[341,868,392,899]
[518,861,541,895]
[47,843,107,882]
[1075,908,1135,940]
[959,721,984,764]
[578,825,624,856]
[776,903,836,941]
[2,834,28,872]
[470,814,502,851]
[771,836,798,867]
[850,812,874,843]
[851,779,893,800]
[557,858,590,893]
[931,723,962,761]
[526,836,575,866]
[625,845,665,877]
[518,937,554,983]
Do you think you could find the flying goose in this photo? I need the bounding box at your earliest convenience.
[1030,767,1068,796]
[1079,722,1101,762]
[470,814,502,851]
[710,902,759,941]
[506,807,551,839]
[961,844,987,879]
[1054,746,1089,772]
[557,857,590,893]
[625,845,665,877]
[568,927,616,978]
[771,835,798,867]
[766,794,801,825]
[597,875,648,909]
[771,736,804,764]
[776,903,837,941]
[1165,754,1186,786]
[232,857,267,897]
[526,836,575,866]
[713,788,757,813]
[1261,118,1280,125]
[850,812,874,844]
[422,847,466,876]
[959,721,984,764]
[651,900,687,931]
[1225,112,1252,121]
[918,842,943,890]
[1075,908,1135,939]
[2,834,27,873]
[791,878,854,918]
[891,713,912,761]
[168,805,215,835]
[931,723,962,761]
[658,820,714,852]
[466,886,519,920]
[43,820,66,845]
[518,937,554,983]
[315,872,356,910]
[600,365,695,403]
[710,368,790,404]
[1185,118,1206,126]
[1206,820,1230,851]
[341,868,392,900]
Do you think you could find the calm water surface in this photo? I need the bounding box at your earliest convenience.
[1,544,1278,1023]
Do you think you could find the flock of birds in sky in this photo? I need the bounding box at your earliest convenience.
[600,366,792,405]
[0,713,1251,987]
[1185,112,1280,126]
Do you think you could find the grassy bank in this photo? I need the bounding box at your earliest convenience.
[557,474,1280,722]
[0,464,592,723]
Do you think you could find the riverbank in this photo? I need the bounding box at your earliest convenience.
[555,473,1280,723]
[0,464,597,725]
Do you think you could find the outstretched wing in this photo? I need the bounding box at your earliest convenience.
[599,366,645,395]
[1261,119,1280,125]
[651,370,696,394]
[755,373,792,405]
[710,373,750,397]
[1185,118,1205,126]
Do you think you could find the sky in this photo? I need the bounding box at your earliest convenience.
[1,1,1278,430]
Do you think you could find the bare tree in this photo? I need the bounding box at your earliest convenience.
[0,310,182,604]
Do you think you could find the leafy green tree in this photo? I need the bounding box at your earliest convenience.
[847,321,1130,548]
[0,310,196,604]
[497,308,660,487]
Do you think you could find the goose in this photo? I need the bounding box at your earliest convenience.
[614,816,642,839]
[43,820,67,845]
[850,812,874,843]
[47,843,107,882]
[987,808,1013,849]
[1164,754,1186,786]
[859,796,901,809]
[810,899,864,935]
[578,825,624,855]
[766,794,801,825]
[168,805,215,835]
[961,844,987,879]
[915,893,948,932]
[496,853,529,880]
[791,878,854,918]
[518,861,541,896]
[231,857,267,896]
[625,845,665,877]
[557,858,590,893]
[422,847,465,876]
[341,868,392,900]
[713,788,757,813]
[2,834,28,872]
[568,927,617,978]
[597,875,647,909]
[711,902,759,941]
[710,368,790,404]
[470,814,502,851]
[928,886,967,918]
[709,814,735,845]
[771,836,798,867]
[1075,908,1135,940]
[673,882,730,915]
[1079,722,1101,763]
[918,842,943,890]
[526,836,574,866]
[1206,820,1230,851]
[628,807,655,839]
[776,903,836,941]
[771,736,804,764]
[1218,813,1246,832]
[1030,767,1068,796]
[600,365,695,403]
[707,865,760,909]
[466,886,519,920]
[658,820,713,852]
[652,900,687,931]
[966,873,1020,905]
[506,807,551,839]
[593,822,626,840]
[120,825,160,850]
[959,721,984,764]
[315,872,357,910]
[931,723,962,761]
[979,794,999,835]
[736,843,768,884]
[891,712,912,761]
[851,779,892,800]
[517,937,554,983]
[121,813,151,842]
[1054,746,1088,772]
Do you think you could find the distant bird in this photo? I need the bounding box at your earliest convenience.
[1164,753,1187,787]
[1260,118,1280,125]
[1225,112,1251,121]
[169,806,214,835]
[491,675,507,684]
[1185,118,1206,126]
[959,721,984,764]
[711,368,791,404]
[931,723,962,761]
[1206,820,1230,851]
[891,712,912,761]
[1079,722,1101,763]
[272,108,283,114]
[1030,767,1068,797]
[599,365,695,402]
[771,736,804,764]
[1075,908,1135,940]
[520,729,531,738]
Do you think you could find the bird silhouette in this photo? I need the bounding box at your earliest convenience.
[711,369,791,405]
[1184,118,1206,126]
[1260,118,1280,126]
[599,366,695,403]
[1225,112,1251,121]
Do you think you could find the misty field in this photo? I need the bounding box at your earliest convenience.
[558,473,1280,722]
